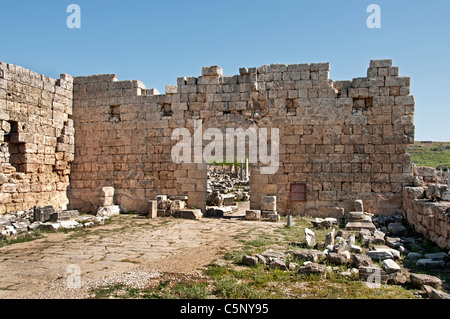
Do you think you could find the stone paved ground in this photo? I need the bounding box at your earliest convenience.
[0,202,282,299]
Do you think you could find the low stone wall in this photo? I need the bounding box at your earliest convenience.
[403,166,450,250]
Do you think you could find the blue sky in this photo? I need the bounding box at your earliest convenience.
[1,0,449,141]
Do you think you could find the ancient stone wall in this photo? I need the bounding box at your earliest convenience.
[70,59,415,216]
[0,62,74,213]
[403,166,450,249]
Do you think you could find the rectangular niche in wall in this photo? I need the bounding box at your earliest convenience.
[109,105,121,122]
[3,121,26,172]
[290,183,306,202]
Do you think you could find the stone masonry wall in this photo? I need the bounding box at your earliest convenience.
[403,166,450,249]
[70,59,415,216]
[0,62,74,213]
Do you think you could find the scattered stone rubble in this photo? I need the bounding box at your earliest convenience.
[0,205,110,240]
[239,198,450,298]
[155,195,203,220]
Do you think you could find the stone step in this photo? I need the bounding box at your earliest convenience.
[345,220,376,231]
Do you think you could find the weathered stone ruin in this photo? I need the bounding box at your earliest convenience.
[1,58,449,249]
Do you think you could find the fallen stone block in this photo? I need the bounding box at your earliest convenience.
[305,228,316,248]
[241,255,258,266]
[347,234,356,246]
[373,230,386,244]
[358,266,388,284]
[293,249,325,263]
[33,206,55,222]
[325,228,335,246]
[345,220,376,232]
[387,272,407,285]
[367,250,394,261]
[298,262,327,278]
[97,206,121,217]
[373,245,401,259]
[410,273,442,289]
[424,252,447,260]
[222,194,236,206]
[327,252,348,265]
[40,222,61,231]
[416,259,445,268]
[11,221,29,234]
[426,184,448,200]
[50,210,79,222]
[269,258,287,270]
[29,221,42,231]
[256,254,267,265]
[59,220,83,230]
[177,209,203,220]
[350,245,363,253]
[387,222,407,237]
[310,217,337,229]
[261,249,285,259]
[351,254,373,268]
[385,237,403,249]
[382,259,401,274]
[245,210,261,220]
[423,285,450,299]
[266,213,280,222]
[406,252,423,259]
[333,241,349,254]
[288,263,298,271]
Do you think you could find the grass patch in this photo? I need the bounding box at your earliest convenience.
[0,231,43,248]
[408,141,450,168]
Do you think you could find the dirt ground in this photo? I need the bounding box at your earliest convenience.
[0,202,283,299]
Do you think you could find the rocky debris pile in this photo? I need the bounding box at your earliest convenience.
[155,195,203,219]
[0,205,110,240]
[207,164,250,204]
[409,165,450,201]
[370,210,449,269]
[206,191,237,208]
[310,217,338,229]
[239,208,450,297]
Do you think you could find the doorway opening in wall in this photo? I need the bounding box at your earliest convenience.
[3,121,25,172]
[205,158,251,219]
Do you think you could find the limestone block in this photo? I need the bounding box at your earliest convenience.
[266,213,280,222]
[382,259,401,274]
[97,206,121,217]
[148,200,157,219]
[165,85,178,94]
[177,209,203,220]
[101,187,114,198]
[245,210,261,221]
[50,210,79,222]
[354,199,364,212]
[370,60,393,68]
[33,205,55,222]
[261,196,276,211]
[202,66,223,77]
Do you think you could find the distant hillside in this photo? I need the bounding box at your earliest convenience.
[408,141,450,170]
